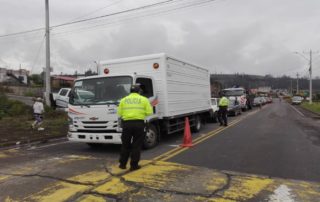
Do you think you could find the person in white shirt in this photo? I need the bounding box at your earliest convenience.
[32,97,44,130]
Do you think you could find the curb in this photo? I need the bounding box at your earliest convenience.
[298,105,320,118]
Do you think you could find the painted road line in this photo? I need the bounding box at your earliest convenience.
[27,140,69,150]
[156,110,259,162]
[23,160,320,202]
[0,148,18,159]
[7,160,320,202]
[159,119,243,161]
[153,126,226,161]
[290,104,305,117]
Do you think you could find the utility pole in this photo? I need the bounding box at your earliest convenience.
[294,50,316,104]
[45,0,51,106]
[296,73,299,95]
[309,50,312,104]
[94,61,99,75]
[290,79,293,95]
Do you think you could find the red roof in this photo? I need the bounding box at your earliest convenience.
[53,76,76,81]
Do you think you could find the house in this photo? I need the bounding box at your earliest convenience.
[0,67,29,85]
[52,75,76,91]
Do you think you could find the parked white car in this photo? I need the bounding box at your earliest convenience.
[55,88,71,108]
[210,98,219,122]
[291,96,303,105]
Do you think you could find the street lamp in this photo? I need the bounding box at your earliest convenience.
[293,51,313,104]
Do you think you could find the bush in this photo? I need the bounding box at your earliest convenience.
[0,93,31,118]
[7,100,31,116]
[44,105,66,118]
[23,91,36,97]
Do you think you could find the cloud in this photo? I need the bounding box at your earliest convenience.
[0,0,319,77]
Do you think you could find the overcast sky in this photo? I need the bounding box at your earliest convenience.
[0,0,320,78]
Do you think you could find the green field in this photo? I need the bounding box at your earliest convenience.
[301,102,320,114]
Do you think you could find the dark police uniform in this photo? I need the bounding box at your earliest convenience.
[117,85,153,170]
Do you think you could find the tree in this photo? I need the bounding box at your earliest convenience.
[29,74,43,86]
[84,69,96,76]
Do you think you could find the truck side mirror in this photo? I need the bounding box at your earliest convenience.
[69,90,75,104]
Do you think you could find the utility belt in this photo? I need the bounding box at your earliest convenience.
[121,120,149,132]
[122,120,145,123]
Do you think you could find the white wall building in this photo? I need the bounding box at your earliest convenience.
[0,67,29,84]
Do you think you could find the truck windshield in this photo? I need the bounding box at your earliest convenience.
[70,76,132,105]
[223,89,244,96]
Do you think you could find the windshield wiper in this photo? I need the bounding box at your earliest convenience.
[79,103,91,108]
[105,101,119,105]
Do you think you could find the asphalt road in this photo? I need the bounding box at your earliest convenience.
[170,99,320,182]
[1,99,320,201]
[6,93,34,106]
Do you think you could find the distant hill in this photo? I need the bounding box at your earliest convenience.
[210,74,320,92]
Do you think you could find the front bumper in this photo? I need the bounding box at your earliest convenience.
[67,131,122,144]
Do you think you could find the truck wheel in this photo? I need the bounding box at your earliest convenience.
[192,115,202,132]
[143,124,158,149]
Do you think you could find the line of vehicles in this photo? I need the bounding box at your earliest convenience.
[51,53,272,149]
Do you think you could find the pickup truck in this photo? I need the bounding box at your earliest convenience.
[52,88,71,108]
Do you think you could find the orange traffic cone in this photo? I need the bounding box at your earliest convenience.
[180,117,193,147]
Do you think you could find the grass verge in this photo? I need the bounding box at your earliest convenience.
[301,102,320,114]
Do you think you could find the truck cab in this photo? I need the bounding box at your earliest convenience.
[222,87,248,111]
[67,74,159,149]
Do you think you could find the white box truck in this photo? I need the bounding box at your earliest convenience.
[67,53,212,148]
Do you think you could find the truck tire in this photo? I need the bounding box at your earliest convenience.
[143,124,158,149]
[192,115,202,132]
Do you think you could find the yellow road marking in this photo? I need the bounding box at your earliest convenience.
[75,195,106,202]
[25,182,90,202]
[0,149,18,159]
[157,110,258,161]
[69,171,110,185]
[221,175,274,200]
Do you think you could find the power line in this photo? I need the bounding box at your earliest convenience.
[51,0,176,28]
[0,0,176,38]
[68,0,124,21]
[30,34,46,73]
[51,0,216,37]
[0,28,44,38]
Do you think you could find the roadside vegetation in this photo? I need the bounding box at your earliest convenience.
[0,92,68,146]
[301,102,320,114]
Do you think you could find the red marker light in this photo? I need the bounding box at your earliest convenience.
[153,63,159,69]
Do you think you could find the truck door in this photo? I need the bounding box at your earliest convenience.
[135,77,158,114]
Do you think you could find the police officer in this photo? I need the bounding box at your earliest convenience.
[117,85,153,171]
[218,93,229,126]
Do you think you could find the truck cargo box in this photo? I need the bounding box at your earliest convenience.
[99,53,211,118]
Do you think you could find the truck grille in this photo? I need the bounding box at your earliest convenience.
[78,120,118,131]
[77,130,117,133]
[82,121,109,124]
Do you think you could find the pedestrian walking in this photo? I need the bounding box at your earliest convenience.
[31,97,44,131]
[117,85,153,171]
[218,93,229,126]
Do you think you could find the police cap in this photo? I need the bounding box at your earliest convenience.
[130,85,141,93]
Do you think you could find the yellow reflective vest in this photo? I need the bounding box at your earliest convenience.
[117,93,153,121]
[219,96,229,107]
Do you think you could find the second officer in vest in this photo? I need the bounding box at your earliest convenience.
[218,93,229,126]
[117,85,153,171]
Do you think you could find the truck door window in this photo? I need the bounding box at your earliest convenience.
[59,89,68,96]
[136,78,153,98]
